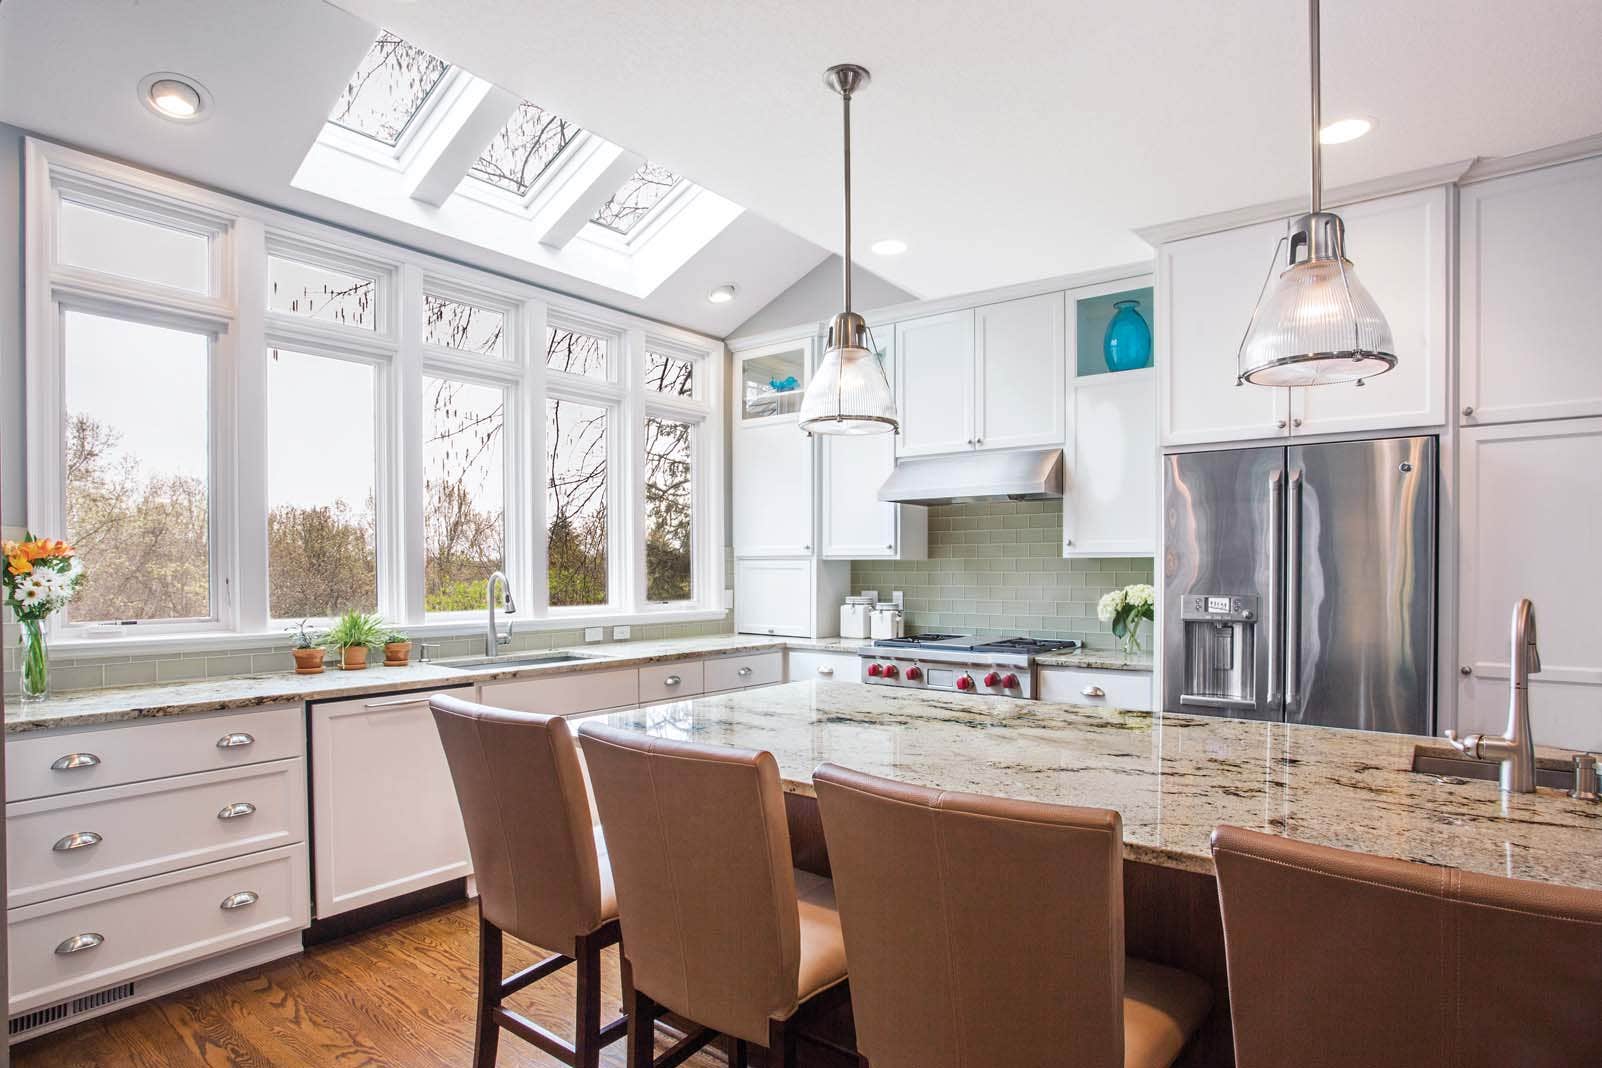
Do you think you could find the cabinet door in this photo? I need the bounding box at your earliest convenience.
[1461,156,1602,425]
[895,310,975,457]
[1293,186,1449,435]
[1159,219,1291,446]
[734,559,813,637]
[732,419,814,557]
[1457,418,1602,750]
[311,686,473,917]
[1064,369,1157,556]
[820,337,924,559]
[975,293,1066,450]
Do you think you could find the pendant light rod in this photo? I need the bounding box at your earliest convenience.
[1309,0,1322,215]
[826,64,869,312]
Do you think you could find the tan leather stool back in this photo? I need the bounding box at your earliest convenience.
[431,695,607,952]
[1212,824,1602,1068]
[812,762,1126,1068]
[577,724,802,1045]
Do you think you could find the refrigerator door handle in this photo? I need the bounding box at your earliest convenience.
[1286,470,1304,710]
[1268,470,1283,708]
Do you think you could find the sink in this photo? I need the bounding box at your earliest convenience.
[1410,746,1575,791]
[440,652,595,670]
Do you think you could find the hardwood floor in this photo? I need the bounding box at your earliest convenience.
[14,900,727,1068]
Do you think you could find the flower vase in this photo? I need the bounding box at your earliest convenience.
[18,618,49,701]
[1121,618,1145,657]
[1103,299,1152,372]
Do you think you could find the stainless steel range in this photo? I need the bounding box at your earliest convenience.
[858,634,1083,699]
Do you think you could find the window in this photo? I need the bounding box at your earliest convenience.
[57,200,209,294]
[645,350,695,398]
[423,377,505,612]
[266,349,378,619]
[327,30,450,146]
[592,162,681,235]
[546,324,609,380]
[546,398,608,607]
[424,294,504,357]
[470,101,580,195]
[269,256,377,329]
[644,418,692,603]
[63,311,211,622]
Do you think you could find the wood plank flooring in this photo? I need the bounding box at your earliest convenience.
[13,900,727,1068]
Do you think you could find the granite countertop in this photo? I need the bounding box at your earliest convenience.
[1035,648,1154,672]
[589,682,1602,892]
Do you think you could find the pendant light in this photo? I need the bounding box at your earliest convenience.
[1237,0,1395,387]
[798,64,899,435]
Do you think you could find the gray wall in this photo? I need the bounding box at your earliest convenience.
[1,123,25,531]
[730,254,913,338]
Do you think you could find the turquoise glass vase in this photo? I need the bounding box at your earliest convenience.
[1103,299,1152,372]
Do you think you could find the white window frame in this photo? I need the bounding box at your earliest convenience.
[24,138,727,655]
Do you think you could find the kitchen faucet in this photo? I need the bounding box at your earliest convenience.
[1444,598,1541,793]
[485,572,516,657]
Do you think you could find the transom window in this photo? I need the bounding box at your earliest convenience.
[546,324,609,380]
[592,162,681,234]
[327,30,450,147]
[470,101,580,196]
[424,293,505,357]
[646,349,695,398]
[269,255,377,330]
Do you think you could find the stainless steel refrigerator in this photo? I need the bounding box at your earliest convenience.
[1162,435,1437,734]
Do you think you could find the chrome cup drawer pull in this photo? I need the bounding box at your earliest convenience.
[737,666,753,677]
[217,802,256,820]
[664,675,681,686]
[216,732,254,749]
[52,831,103,852]
[1081,685,1106,698]
[55,932,104,955]
[220,891,259,911]
[50,753,101,772]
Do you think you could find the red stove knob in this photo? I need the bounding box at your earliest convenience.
[867,663,884,677]
[905,666,923,681]
[883,664,900,679]
[956,674,975,692]
[1001,673,1020,689]
[983,671,1002,687]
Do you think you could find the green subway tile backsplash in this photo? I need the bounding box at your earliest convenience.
[850,501,1152,650]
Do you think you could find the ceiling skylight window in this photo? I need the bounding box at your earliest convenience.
[592,162,681,235]
[328,30,450,147]
[470,101,581,196]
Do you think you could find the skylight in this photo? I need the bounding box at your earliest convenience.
[328,30,450,147]
[471,101,581,196]
[592,162,681,235]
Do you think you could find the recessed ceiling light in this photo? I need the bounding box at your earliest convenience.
[139,73,211,122]
[1318,117,1372,145]
[870,238,908,256]
[707,284,737,304]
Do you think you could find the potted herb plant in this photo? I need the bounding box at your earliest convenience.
[382,629,412,667]
[287,619,325,674]
[322,610,387,670]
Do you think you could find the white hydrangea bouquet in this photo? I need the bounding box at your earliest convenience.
[1097,582,1155,655]
[4,535,85,701]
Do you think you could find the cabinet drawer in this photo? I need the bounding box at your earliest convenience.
[706,651,784,693]
[6,704,304,802]
[479,668,640,716]
[786,651,860,683]
[7,758,306,909]
[1037,667,1153,711]
[638,661,703,704]
[7,842,309,1015]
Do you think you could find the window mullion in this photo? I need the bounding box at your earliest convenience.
[396,263,426,625]
[232,216,269,633]
[623,327,647,613]
[523,298,549,618]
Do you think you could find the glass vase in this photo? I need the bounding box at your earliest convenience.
[1103,299,1153,372]
[18,618,49,702]
[1121,617,1145,657]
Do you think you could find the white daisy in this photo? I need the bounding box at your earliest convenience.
[14,583,45,607]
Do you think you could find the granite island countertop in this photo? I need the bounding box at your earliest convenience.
[589,681,1602,892]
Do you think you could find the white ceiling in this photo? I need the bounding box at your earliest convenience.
[329,0,1602,298]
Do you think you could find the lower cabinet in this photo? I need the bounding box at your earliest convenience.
[478,667,640,717]
[705,651,784,693]
[1037,667,1153,711]
[786,650,862,683]
[309,686,473,918]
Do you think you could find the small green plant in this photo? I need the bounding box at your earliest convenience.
[321,611,389,651]
[287,619,322,649]
[383,629,410,645]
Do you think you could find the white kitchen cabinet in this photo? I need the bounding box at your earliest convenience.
[975,292,1066,450]
[1292,186,1449,436]
[479,667,641,717]
[1457,418,1602,750]
[1460,155,1602,426]
[786,650,861,683]
[1158,218,1291,446]
[1037,667,1153,711]
[894,309,974,457]
[704,651,784,693]
[310,686,473,917]
[734,558,848,638]
[733,417,815,557]
[1063,368,1157,556]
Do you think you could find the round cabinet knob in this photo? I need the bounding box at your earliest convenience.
[883,664,900,679]
[1292,418,1303,428]
[867,663,884,677]
[1276,419,1288,429]
[983,671,1002,687]
[1462,406,1475,417]
[905,666,923,681]
[956,674,975,692]
[1001,673,1019,689]
[1460,665,1473,676]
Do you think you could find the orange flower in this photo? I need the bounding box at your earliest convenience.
[7,554,32,575]
[1,540,17,558]
[21,539,72,561]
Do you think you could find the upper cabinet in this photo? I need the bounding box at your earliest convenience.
[895,293,1064,457]
[732,336,816,557]
[1460,155,1602,426]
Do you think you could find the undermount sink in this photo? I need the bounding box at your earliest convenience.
[440,652,595,670]
[1410,746,1575,791]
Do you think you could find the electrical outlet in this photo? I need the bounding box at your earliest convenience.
[612,625,631,640]
[584,627,604,642]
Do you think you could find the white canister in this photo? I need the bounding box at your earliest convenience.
[870,603,904,640]
[840,596,874,639]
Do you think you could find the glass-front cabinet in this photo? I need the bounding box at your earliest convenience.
[737,339,810,422]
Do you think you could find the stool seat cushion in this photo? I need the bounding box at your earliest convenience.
[1122,957,1213,1068]
[791,870,848,1007]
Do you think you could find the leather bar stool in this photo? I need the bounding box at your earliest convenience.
[1211,824,1602,1068]
[812,763,1211,1068]
[577,723,850,1068]
[431,695,626,1068]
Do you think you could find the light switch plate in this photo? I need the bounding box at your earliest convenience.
[584,627,604,642]
[612,625,631,640]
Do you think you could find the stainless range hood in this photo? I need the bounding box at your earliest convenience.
[878,448,1064,506]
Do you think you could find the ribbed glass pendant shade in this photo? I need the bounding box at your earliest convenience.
[1239,212,1396,387]
[799,312,898,435]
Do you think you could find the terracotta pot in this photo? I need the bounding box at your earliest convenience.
[383,641,412,667]
[338,645,369,670]
[292,647,325,675]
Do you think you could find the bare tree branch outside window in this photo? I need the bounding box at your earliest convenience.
[269,257,376,330]
[645,350,695,397]
[592,162,681,235]
[423,377,505,611]
[328,30,449,146]
[546,398,608,607]
[546,325,608,379]
[644,417,692,602]
[424,295,504,357]
[471,101,580,195]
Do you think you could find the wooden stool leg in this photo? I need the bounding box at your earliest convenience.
[767,1018,797,1068]
[728,1037,750,1067]
[475,912,503,1068]
[626,985,657,1068]
[573,932,604,1068]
